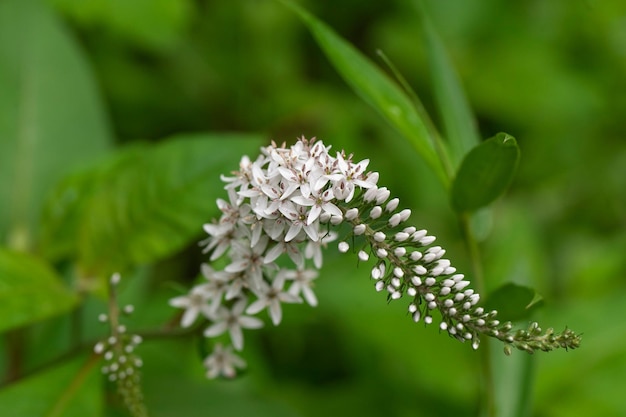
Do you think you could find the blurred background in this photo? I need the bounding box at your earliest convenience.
[2,0,626,416]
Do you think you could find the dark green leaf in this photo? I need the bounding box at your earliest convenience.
[484,282,543,322]
[0,0,112,249]
[451,132,520,212]
[0,356,102,417]
[0,248,78,332]
[416,3,479,167]
[282,0,449,186]
[42,133,263,274]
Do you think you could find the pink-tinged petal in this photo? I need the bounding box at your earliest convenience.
[245,299,267,315]
[278,202,298,219]
[232,299,248,315]
[307,205,322,224]
[251,164,266,185]
[277,166,297,182]
[325,173,344,181]
[222,365,236,378]
[299,183,311,199]
[263,244,283,264]
[206,298,222,316]
[322,202,342,217]
[225,260,248,273]
[284,224,302,242]
[209,240,230,261]
[354,178,375,188]
[169,296,190,308]
[181,308,199,327]
[239,316,264,329]
[302,287,318,307]
[250,223,264,247]
[336,153,348,173]
[225,280,243,300]
[355,159,370,173]
[313,176,330,191]
[203,223,221,236]
[291,195,314,206]
[303,224,319,241]
[204,322,228,338]
[269,300,283,325]
[286,245,305,268]
[279,291,302,303]
[229,326,244,350]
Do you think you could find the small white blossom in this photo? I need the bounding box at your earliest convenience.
[204,299,264,350]
[204,344,247,379]
[246,277,302,325]
[169,284,214,328]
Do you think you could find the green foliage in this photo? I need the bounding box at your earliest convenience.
[284,0,449,186]
[415,2,480,167]
[0,249,78,332]
[0,356,101,417]
[0,0,623,416]
[484,283,543,323]
[451,133,520,212]
[0,0,112,249]
[47,0,192,51]
[41,133,263,274]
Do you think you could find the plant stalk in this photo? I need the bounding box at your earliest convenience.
[460,212,496,417]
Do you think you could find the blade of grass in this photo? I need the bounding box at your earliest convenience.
[282,0,451,186]
[415,1,479,167]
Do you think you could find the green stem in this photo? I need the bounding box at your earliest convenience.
[44,354,100,417]
[460,212,495,417]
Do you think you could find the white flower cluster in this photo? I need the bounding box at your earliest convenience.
[170,137,502,378]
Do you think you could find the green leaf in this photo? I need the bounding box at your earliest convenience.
[39,145,144,263]
[48,0,192,51]
[0,356,102,417]
[483,282,543,323]
[282,0,449,186]
[42,133,263,274]
[0,0,113,249]
[0,248,78,333]
[416,2,480,168]
[451,132,520,212]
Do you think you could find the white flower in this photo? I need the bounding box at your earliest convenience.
[204,343,247,379]
[304,230,337,269]
[200,263,234,313]
[291,187,342,225]
[278,201,319,242]
[169,284,214,327]
[204,298,264,350]
[284,269,319,307]
[225,236,269,290]
[245,276,301,325]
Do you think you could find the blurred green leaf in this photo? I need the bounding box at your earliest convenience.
[48,0,191,51]
[0,356,101,417]
[42,133,263,274]
[416,2,479,168]
[283,0,449,186]
[0,248,78,333]
[0,0,113,249]
[451,132,520,212]
[39,145,144,263]
[484,282,543,323]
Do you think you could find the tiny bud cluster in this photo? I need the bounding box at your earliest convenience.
[95,274,147,417]
[171,137,580,378]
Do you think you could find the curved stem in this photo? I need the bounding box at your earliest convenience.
[44,354,101,417]
[459,212,495,417]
